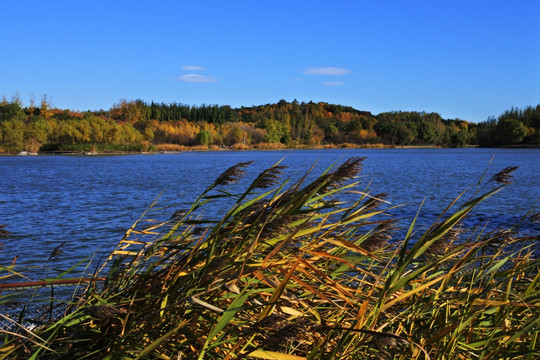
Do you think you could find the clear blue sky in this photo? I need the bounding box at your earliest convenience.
[1,0,538,122]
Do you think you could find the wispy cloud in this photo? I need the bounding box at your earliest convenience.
[178,74,218,83]
[322,81,345,86]
[182,65,205,71]
[304,67,351,76]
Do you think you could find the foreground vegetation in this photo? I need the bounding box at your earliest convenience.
[1,93,539,153]
[1,158,538,359]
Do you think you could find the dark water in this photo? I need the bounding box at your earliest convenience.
[1,148,539,279]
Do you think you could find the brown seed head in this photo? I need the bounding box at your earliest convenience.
[170,209,187,221]
[530,212,540,223]
[215,161,254,186]
[329,157,366,187]
[252,165,288,189]
[426,227,462,256]
[0,224,11,238]
[48,242,66,261]
[362,193,389,211]
[492,166,518,184]
[362,223,395,252]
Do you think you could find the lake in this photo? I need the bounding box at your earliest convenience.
[1,148,539,279]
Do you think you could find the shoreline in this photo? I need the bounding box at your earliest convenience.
[3,144,539,156]
[0,144,446,156]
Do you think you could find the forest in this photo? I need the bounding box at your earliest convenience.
[0,94,539,153]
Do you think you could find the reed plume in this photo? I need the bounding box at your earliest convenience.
[0,224,10,237]
[361,222,395,252]
[362,193,389,211]
[251,165,288,189]
[47,241,66,261]
[425,227,462,256]
[328,156,366,187]
[214,160,254,186]
[492,166,518,184]
[530,212,540,223]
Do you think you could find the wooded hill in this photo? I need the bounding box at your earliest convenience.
[1,95,539,153]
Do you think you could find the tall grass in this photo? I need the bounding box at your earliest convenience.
[1,158,538,359]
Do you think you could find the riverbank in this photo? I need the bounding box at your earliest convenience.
[2,143,448,156]
[5,144,540,157]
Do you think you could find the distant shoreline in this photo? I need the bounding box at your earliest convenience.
[3,144,540,156]
[0,146,442,156]
[3,145,443,156]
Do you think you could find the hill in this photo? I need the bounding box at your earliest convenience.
[1,96,539,153]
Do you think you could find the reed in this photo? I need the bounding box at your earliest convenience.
[252,142,287,150]
[1,158,538,360]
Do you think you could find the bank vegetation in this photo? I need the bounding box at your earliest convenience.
[1,94,539,153]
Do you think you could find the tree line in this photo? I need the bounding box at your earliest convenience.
[0,94,538,153]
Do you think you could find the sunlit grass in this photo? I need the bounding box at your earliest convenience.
[1,158,538,359]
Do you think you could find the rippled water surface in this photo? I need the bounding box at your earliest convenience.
[1,148,539,278]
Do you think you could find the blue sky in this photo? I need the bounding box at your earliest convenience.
[1,0,538,122]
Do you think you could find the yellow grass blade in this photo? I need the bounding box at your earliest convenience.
[248,349,307,359]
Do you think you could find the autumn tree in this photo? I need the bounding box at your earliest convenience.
[259,118,288,143]
[496,118,527,145]
[222,123,247,146]
[196,129,213,146]
[0,119,25,151]
[39,94,54,119]
[24,116,53,151]
[0,101,25,122]
[110,99,145,123]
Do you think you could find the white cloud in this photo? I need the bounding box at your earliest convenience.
[304,67,351,76]
[178,74,218,83]
[182,65,205,71]
[322,81,345,86]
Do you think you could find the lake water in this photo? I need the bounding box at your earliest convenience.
[1,148,539,280]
